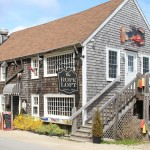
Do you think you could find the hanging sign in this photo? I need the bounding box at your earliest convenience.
[58,69,78,95]
[1,112,13,130]
[120,25,145,47]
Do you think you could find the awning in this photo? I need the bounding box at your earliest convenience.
[3,83,20,95]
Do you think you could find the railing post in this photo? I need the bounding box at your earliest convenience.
[143,73,149,140]
[71,107,77,134]
[113,92,119,140]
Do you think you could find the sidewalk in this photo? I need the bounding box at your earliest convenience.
[0,130,148,150]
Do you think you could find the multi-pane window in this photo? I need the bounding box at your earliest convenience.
[31,95,39,117]
[44,94,75,119]
[44,52,74,76]
[1,66,6,81]
[109,51,117,78]
[0,95,5,112]
[128,55,134,72]
[143,57,149,74]
[31,58,39,79]
[106,47,120,81]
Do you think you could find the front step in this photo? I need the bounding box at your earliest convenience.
[70,125,92,142]
[70,132,92,142]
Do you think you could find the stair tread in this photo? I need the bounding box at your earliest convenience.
[71,133,91,138]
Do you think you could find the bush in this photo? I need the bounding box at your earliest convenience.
[13,114,43,131]
[92,108,103,137]
[35,124,66,136]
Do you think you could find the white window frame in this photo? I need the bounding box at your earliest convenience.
[44,94,75,119]
[44,50,75,77]
[106,47,120,81]
[31,57,39,79]
[141,54,150,74]
[31,94,39,117]
[0,66,6,81]
[0,95,5,113]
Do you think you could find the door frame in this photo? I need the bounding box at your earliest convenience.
[125,50,137,85]
[11,95,21,119]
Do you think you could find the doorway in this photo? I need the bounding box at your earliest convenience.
[12,96,20,119]
[125,51,137,85]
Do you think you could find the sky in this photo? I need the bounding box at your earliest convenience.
[0,0,150,33]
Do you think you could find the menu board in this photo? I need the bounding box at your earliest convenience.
[1,112,13,130]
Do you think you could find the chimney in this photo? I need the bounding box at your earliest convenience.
[0,28,9,44]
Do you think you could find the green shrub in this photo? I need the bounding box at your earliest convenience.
[35,123,66,136]
[92,108,103,137]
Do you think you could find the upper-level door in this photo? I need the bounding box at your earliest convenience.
[125,51,137,85]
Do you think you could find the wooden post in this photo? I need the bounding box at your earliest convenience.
[143,73,149,140]
[71,107,77,134]
[135,73,141,97]
[113,92,119,140]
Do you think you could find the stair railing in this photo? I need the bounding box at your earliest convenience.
[69,75,121,133]
[88,74,140,139]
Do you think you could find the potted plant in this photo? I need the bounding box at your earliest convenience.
[92,108,103,144]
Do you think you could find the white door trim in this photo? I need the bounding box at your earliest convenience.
[125,51,137,85]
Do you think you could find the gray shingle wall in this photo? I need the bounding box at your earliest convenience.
[86,0,150,102]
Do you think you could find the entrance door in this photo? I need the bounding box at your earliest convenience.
[125,51,137,85]
[12,96,19,119]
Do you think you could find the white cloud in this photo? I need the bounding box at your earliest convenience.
[10,26,27,34]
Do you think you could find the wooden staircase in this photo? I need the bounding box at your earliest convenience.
[69,74,145,142]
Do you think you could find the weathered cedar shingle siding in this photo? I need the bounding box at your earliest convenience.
[86,0,150,103]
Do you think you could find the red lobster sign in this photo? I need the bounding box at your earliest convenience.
[120,25,145,47]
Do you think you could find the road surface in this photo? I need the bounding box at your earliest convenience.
[0,130,149,150]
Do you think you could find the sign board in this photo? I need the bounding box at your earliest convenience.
[1,112,13,130]
[58,69,78,95]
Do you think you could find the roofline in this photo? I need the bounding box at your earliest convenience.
[133,0,150,30]
[82,0,129,46]
[0,43,82,63]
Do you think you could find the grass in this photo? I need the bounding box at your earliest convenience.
[102,139,143,145]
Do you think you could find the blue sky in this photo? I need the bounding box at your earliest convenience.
[0,0,150,33]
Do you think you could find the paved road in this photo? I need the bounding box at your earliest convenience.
[0,130,149,150]
[0,136,53,150]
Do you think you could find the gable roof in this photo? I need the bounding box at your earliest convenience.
[0,0,125,62]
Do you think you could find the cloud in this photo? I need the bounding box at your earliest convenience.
[10,26,27,34]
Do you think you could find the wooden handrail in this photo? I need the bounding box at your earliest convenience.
[68,75,121,121]
[85,76,137,123]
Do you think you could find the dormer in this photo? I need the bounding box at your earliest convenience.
[0,29,9,44]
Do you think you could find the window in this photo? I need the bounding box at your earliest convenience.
[141,55,150,74]
[31,95,39,117]
[0,95,5,112]
[128,55,134,72]
[44,94,75,119]
[0,66,6,81]
[31,58,39,79]
[106,47,120,81]
[143,57,149,74]
[44,51,75,77]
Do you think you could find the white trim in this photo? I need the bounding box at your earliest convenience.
[141,54,150,74]
[31,57,39,79]
[106,46,120,81]
[134,0,150,30]
[44,93,75,119]
[82,0,129,46]
[0,95,5,113]
[0,66,6,81]
[82,46,87,125]
[125,50,137,85]
[31,94,39,117]
[44,50,75,77]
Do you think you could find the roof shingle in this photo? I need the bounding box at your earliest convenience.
[0,0,124,61]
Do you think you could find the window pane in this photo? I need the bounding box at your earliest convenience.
[143,57,149,74]
[33,107,38,114]
[128,55,134,72]
[46,53,74,75]
[47,97,74,117]
[109,51,117,78]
